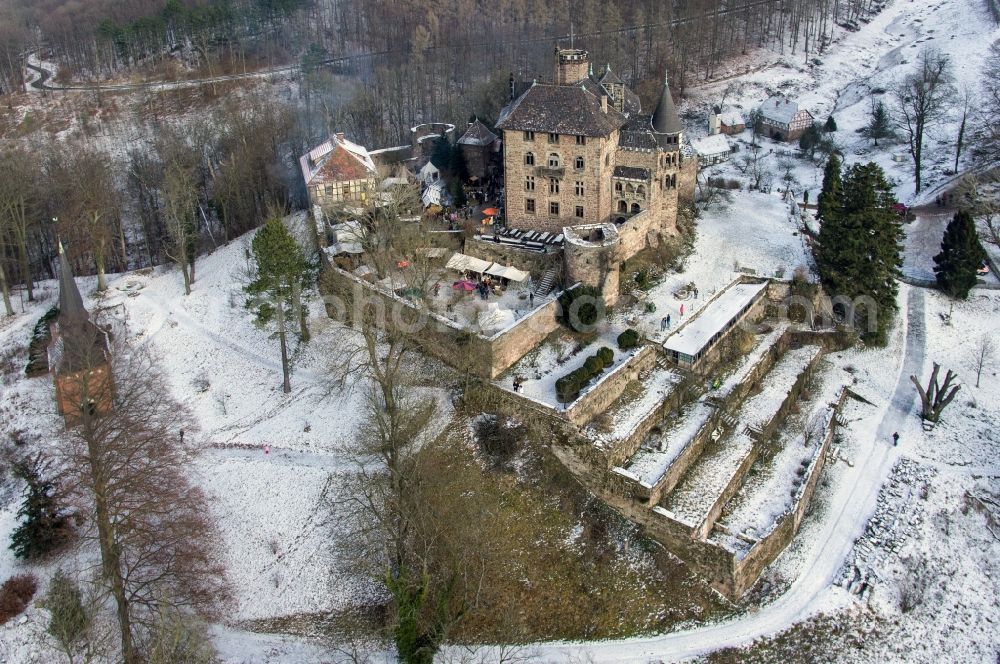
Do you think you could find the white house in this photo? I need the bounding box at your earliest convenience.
[708,107,746,135]
[418,161,441,186]
[691,134,732,166]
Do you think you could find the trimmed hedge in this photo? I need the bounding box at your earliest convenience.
[25,307,59,377]
[617,328,640,350]
[555,346,616,403]
[557,285,604,332]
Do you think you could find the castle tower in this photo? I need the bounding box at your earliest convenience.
[554,47,590,85]
[650,70,683,148]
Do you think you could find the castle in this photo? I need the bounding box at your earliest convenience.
[494,47,697,302]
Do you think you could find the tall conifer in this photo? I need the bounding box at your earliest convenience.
[934,210,986,299]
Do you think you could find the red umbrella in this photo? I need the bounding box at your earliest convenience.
[481,207,500,217]
[452,280,476,291]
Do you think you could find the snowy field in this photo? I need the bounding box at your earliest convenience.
[0,228,452,660]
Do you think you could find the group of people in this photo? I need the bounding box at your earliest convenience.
[512,376,525,393]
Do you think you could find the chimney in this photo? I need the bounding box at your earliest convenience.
[601,93,608,113]
[335,132,345,142]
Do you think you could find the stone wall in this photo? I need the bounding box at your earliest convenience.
[615,209,659,261]
[321,263,564,380]
[564,345,657,429]
[731,387,848,596]
[464,236,562,278]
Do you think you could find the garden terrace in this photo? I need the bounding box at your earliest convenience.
[611,323,790,501]
[660,345,823,533]
[711,364,848,556]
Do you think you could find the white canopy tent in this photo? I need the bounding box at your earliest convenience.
[446,253,493,274]
[484,264,529,282]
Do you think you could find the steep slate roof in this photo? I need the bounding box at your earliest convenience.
[457,120,498,146]
[613,165,650,180]
[496,83,626,137]
[57,242,87,324]
[651,72,683,135]
[596,65,642,115]
[299,135,377,187]
[619,114,660,150]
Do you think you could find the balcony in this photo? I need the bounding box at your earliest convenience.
[535,165,565,178]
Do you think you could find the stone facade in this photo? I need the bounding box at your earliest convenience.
[495,48,698,304]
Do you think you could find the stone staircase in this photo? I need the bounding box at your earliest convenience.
[534,267,558,296]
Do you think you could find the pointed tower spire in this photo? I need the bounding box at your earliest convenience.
[651,68,682,135]
[57,241,88,324]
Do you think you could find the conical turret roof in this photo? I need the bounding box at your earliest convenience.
[651,70,682,135]
[57,242,88,323]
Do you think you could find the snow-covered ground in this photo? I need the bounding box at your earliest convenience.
[0,228,451,660]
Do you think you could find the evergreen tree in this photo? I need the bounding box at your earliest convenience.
[246,217,309,394]
[9,454,68,560]
[799,123,823,158]
[865,100,892,146]
[449,143,469,184]
[816,162,903,344]
[824,115,837,132]
[430,135,451,171]
[816,154,842,227]
[934,210,986,299]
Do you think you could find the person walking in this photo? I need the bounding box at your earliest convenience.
[892,432,899,446]
[666,313,671,329]
[660,316,668,332]
[680,303,685,317]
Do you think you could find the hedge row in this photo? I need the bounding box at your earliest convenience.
[25,307,59,377]
[555,346,615,403]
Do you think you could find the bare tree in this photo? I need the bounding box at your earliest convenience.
[910,362,961,423]
[893,49,955,194]
[954,85,972,174]
[969,334,995,388]
[63,339,229,663]
[973,39,1000,167]
[161,151,201,296]
[0,148,38,302]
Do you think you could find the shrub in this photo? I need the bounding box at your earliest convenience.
[557,285,604,332]
[597,347,614,366]
[556,375,581,403]
[25,307,59,376]
[617,329,640,350]
[474,415,524,469]
[0,574,38,625]
[584,356,604,375]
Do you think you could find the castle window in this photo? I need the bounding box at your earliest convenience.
[575,206,584,218]
[547,153,560,168]
[523,131,535,141]
[575,181,584,196]
[524,152,535,166]
[574,156,584,170]
[617,200,628,213]
[548,132,559,144]
[626,183,635,196]
[525,175,535,191]
[631,202,641,213]
[614,181,623,194]
[525,198,535,214]
[575,135,586,146]
[549,201,560,216]
[636,185,646,200]
[549,178,560,194]
[605,154,609,166]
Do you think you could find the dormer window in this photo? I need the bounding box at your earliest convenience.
[548,132,559,144]
[575,135,586,145]
[523,131,535,141]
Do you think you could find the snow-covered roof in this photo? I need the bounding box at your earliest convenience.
[691,134,732,156]
[299,134,377,186]
[715,108,745,126]
[664,282,768,357]
[421,180,451,207]
[458,120,498,146]
[759,97,805,125]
